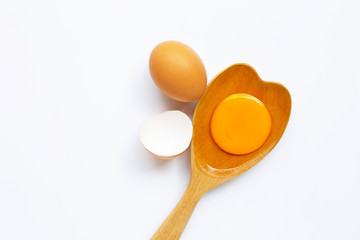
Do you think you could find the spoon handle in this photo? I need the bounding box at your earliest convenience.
[150,179,206,240]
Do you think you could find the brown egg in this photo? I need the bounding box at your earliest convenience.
[149,41,207,102]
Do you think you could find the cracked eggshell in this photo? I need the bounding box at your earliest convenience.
[139,110,193,159]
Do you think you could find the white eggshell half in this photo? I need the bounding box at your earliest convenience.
[139,110,193,159]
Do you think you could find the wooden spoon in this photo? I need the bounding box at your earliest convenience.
[151,63,292,240]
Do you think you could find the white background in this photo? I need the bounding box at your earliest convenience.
[1,0,360,239]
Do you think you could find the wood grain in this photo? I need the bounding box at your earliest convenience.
[151,63,292,239]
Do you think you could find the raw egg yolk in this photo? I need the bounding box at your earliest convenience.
[210,93,272,155]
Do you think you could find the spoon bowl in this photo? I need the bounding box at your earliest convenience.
[193,63,291,177]
[151,63,292,240]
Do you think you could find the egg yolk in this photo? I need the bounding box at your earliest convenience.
[210,93,272,155]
